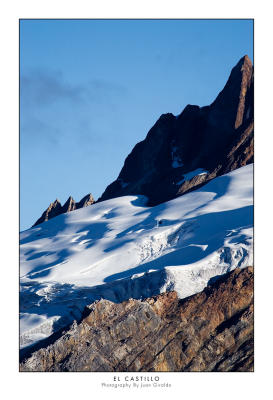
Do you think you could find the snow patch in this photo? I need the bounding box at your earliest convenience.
[176,168,208,185]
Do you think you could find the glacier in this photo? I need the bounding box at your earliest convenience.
[20,164,253,350]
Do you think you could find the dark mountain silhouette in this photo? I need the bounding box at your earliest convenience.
[98,55,253,205]
[32,55,253,226]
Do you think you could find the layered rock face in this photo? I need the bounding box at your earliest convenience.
[20,267,253,372]
[33,193,94,226]
[99,55,253,205]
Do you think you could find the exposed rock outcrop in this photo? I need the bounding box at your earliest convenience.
[98,55,254,205]
[32,199,63,226]
[75,193,95,209]
[61,196,76,213]
[20,267,254,372]
[33,193,95,226]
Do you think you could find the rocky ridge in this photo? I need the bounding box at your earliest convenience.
[20,267,254,372]
[33,193,95,226]
[99,55,254,205]
[31,55,253,226]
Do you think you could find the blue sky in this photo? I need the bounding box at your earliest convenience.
[20,19,253,230]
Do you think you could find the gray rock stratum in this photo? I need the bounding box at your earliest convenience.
[20,267,253,372]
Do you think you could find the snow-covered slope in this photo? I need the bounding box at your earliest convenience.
[20,164,253,349]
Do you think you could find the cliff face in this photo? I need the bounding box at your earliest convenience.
[33,193,94,226]
[20,267,253,372]
[99,55,253,205]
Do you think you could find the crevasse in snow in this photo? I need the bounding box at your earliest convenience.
[20,164,253,349]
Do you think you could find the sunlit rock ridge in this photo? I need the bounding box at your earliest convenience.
[33,193,94,226]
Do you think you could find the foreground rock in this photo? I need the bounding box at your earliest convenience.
[33,193,94,226]
[99,55,253,205]
[20,267,253,372]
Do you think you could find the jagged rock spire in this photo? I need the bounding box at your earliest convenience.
[76,193,95,208]
[33,199,62,226]
[33,193,95,227]
[210,55,253,129]
[62,196,76,213]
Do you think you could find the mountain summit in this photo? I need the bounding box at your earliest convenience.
[98,55,253,205]
[32,56,253,226]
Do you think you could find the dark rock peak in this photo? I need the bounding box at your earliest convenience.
[20,267,253,372]
[61,196,76,213]
[233,54,253,75]
[210,55,253,129]
[52,199,61,206]
[32,199,62,227]
[178,104,200,117]
[98,55,254,205]
[33,193,95,227]
[76,193,95,208]
[158,112,176,121]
